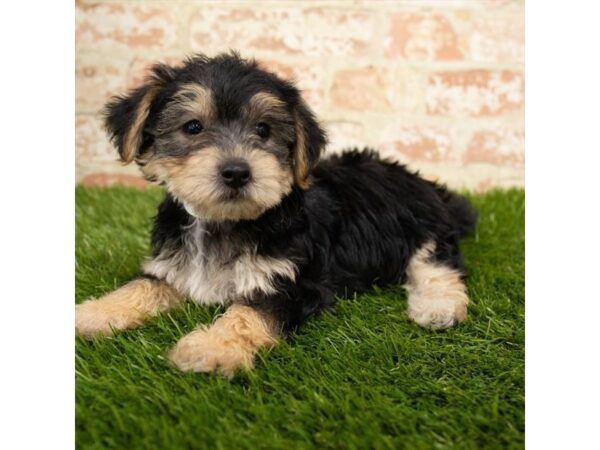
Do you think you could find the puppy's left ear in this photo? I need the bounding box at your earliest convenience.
[103,64,174,164]
[293,100,327,189]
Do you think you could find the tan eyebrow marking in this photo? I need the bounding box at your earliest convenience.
[246,92,288,117]
[154,83,216,135]
[172,83,216,118]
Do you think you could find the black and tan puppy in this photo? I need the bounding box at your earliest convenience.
[76,53,477,376]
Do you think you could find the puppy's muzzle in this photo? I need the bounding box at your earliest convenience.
[220,159,251,189]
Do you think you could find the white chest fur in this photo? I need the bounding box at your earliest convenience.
[143,220,296,305]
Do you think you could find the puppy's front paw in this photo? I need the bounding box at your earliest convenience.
[76,301,115,338]
[75,300,141,338]
[407,297,468,330]
[167,327,254,377]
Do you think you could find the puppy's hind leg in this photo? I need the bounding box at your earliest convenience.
[76,276,182,338]
[404,242,469,329]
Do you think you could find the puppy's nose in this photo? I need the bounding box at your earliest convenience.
[220,160,251,188]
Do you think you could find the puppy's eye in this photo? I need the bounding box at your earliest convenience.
[256,122,270,139]
[182,120,203,135]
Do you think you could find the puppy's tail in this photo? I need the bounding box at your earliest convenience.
[437,187,478,238]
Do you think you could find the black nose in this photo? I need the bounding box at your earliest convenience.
[220,160,251,189]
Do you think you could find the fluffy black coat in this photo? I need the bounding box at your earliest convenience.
[150,149,477,331]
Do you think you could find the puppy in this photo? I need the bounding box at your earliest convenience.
[76,53,477,376]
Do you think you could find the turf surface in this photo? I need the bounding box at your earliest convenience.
[75,187,524,450]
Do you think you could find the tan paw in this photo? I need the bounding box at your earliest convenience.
[75,300,141,338]
[75,280,181,338]
[407,297,468,330]
[167,327,255,377]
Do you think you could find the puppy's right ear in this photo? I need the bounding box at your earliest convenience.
[292,99,327,190]
[103,64,174,164]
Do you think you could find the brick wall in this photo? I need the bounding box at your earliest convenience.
[76,0,524,191]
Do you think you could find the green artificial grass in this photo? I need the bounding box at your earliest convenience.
[76,187,524,450]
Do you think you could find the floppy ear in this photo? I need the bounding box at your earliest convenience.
[293,100,327,189]
[103,64,174,164]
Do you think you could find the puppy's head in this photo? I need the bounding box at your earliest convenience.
[104,53,326,222]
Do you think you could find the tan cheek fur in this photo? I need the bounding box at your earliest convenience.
[244,148,293,208]
[167,304,279,377]
[75,279,181,338]
[404,242,469,329]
